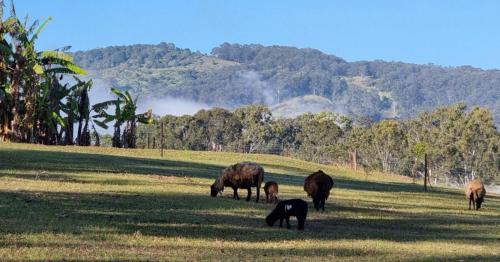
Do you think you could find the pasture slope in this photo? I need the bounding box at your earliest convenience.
[0,142,499,261]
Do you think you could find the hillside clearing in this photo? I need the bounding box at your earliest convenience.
[0,143,499,261]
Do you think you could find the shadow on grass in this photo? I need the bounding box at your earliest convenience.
[0,148,468,195]
[1,148,307,186]
[0,190,498,245]
[1,149,222,179]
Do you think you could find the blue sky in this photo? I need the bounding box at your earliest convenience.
[14,0,500,69]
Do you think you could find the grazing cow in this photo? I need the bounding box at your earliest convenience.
[264,181,279,203]
[465,179,486,210]
[210,162,264,202]
[304,170,334,211]
[266,199,308,230]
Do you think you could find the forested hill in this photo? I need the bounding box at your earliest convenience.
[73,42,499,124]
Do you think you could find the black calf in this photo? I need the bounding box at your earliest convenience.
[265,199,308,230]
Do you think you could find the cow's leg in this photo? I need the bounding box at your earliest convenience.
[265,192,269,203]
[233,187,240,200]
[321,198,326,212]
[256,185,260,203]
[470,193,477,210]
[279,218,283,228]
[297,215,305,230]
[313,197,320,211]
[286,216,291,229]
[246,187,251,201]
[469,197,472,210]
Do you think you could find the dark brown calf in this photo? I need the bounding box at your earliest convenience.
[264,181,279,203]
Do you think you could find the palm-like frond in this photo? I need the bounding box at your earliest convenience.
[0,41,12,56]
[51,111,65,127]
[33,63,43,75]
[40,50,73,62]
[44,65,86,75]
[137,109,154,124]
[93,119,109,129]
[92,100,118,113]
[31,16,51,42]
[66,63,87,75]
[9,0,16,18]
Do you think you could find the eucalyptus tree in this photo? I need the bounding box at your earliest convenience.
[234,105,273,153]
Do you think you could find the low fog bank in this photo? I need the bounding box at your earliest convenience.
[87,80,212,134]
[136,97,211,117]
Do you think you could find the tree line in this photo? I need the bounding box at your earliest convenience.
[0,2,151,147]
[136,104,499,186]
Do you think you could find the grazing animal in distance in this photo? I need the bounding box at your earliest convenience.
[304,170,334,211]
[264,181,279,203]
[266,199,308,230]
[210,162,264,202]
[465,179,486,210]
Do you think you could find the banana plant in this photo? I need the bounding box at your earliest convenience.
[0,1,86,143]
[93,88,153,148]
[73,77,93,145]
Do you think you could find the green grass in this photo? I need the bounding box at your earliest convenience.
[0,142,499,261]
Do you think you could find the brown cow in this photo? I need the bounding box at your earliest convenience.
[304,170,334,211]
[210,162,264,202]
[465,179,486,210]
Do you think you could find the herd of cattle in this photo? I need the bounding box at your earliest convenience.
[210,161,487,230]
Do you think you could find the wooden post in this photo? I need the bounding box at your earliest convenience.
[424,153,428,191]
[160,122,164,157]
[147,132,150,149]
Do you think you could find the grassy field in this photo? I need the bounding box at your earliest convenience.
[0,143,499,261]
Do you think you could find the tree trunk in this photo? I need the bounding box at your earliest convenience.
[129,120,136,148]
[81,117,91,146]
[428,158,433,187]
[22,84,35,143]
[112,122,122,148]
[92,123,100,146]
[76,117,83,145]
[350,150,357,171]
[424,153,429,192]
[412,157,418,184]
[10,73,22,142]
[65,115,74,145]
[122,120,136,148]
[160,122,164,157]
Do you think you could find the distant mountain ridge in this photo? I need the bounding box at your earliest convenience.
[73,42,499,124]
